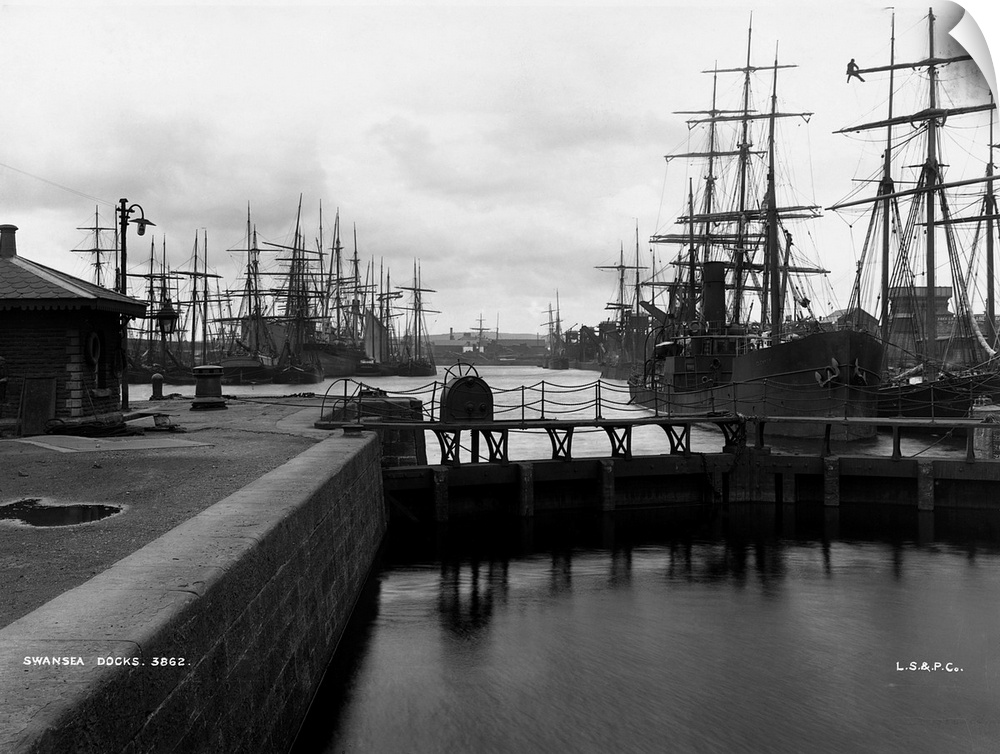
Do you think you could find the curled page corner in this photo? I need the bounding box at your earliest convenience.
[950,2,998,100]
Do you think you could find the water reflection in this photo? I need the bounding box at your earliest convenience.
[438,558,507,640]
[300,504,1000,754]
[0,498,122,527]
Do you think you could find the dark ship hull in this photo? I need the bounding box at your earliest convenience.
[220,355,275,385]
[544,356,570,370]
[271,362,324,385]
[302,342,368,378]
[630,329,885,440]
[393,359,437,378]
[877,371,1000,419]
[354,358,398,377]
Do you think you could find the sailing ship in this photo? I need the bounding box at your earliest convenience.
[628,19,885,438]
[356,256,399,376]
[218,206,279,384]
[127,239,195,385]
[542,295,569,370]
[392,262,437,377]
[305,213,372,378]
[597,230,649,380]
[266,198,324,385]
[831,7,1000,418]
[71,207,115,289]
[176,230,223,371]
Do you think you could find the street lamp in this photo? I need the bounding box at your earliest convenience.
[155,296,179,372]
[117,198,155,411]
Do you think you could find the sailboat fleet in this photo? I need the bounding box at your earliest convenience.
[624,7,998,432]
[65,7,998,422]
[73,198,437,385]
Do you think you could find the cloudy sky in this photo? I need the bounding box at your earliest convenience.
[0,0,997,336]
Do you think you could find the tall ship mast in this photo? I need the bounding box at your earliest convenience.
[393,261,438,377]
[630,17,885,439]
[71,207,116,289]
[596,228,647,380]
[126,238,189,385]
[176,229,222,368]
[831,7,999,418]
[265,196,324,385]
[305,212,378,378]
[217,204,279,384]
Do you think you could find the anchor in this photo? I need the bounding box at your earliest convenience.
[814,357,841,387]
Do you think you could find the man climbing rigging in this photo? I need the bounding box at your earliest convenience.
[846,58,865,82]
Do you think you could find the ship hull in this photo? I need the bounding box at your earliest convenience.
[271,363,324,385]
[220,355,275,385]
[630,330,885,440]
[877,371,1000,419]
[303,343,366,378]
[393,360,437,378]
[544,356,570,370]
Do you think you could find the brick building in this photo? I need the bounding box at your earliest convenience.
[0,224,145,433]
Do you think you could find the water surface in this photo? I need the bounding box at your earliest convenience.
[296,505,1000,753]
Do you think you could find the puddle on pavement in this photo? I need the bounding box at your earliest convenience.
[0,498,123,527]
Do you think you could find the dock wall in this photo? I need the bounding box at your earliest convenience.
[384,446,1000,523]
[0,431,385,753]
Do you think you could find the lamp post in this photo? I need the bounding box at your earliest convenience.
[117,198,155,411]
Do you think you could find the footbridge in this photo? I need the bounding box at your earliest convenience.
[313,364,1000,523]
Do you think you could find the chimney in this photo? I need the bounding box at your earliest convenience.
[0,225,17,259]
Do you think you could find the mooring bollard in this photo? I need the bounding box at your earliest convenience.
[190,365,227,411]
[151,372,164,400]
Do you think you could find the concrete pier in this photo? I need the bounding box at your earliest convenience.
[0,427,385,754]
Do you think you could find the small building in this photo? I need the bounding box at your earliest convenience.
[0,224,146,434]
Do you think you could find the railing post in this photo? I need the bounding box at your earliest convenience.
[521,385,525,423]
[595,381,602,420]
[541,381,546,420]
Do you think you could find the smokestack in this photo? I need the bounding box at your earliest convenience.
[0,225,17,259]
[702,261,727,328]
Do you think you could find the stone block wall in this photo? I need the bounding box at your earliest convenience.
[0,308,124,425]
[0,431,386,753]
